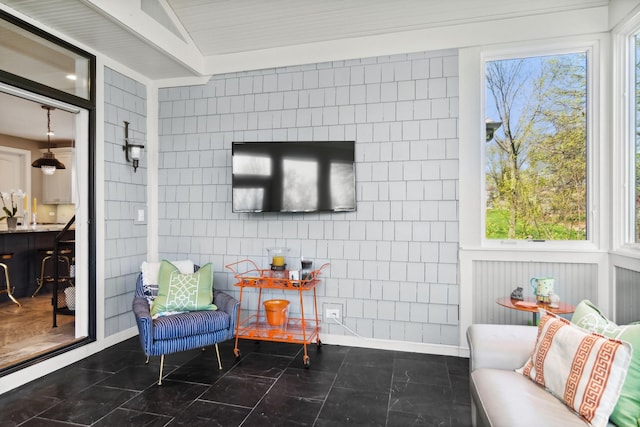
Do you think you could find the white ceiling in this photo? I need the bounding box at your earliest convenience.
[0,0,612,141]
[0,91,75,144]
[1,0,610,79]
[167,0,608,56]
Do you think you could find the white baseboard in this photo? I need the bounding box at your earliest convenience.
[320,333,470,358]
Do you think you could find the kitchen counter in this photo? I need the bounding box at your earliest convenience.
[0,227,75,302]
[0,223,73,234]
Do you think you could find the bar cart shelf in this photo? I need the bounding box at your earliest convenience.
[225,259,328,368]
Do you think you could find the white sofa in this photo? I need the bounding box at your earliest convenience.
[466,324,617,427]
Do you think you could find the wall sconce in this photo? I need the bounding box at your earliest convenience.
[32,106,66,175]
[485,119,503,142]
[123,121,145,172]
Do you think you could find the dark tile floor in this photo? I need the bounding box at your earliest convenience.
[0,337,471,426]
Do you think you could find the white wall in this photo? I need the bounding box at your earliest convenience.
[157,50,462,353]
[103,67,149,336]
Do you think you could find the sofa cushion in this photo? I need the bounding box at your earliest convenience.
[471,368,591,427]
[572,300,640,427]
[151,260,217,317]
[517,312,631,427]
[467,324,537,372]
[152,309,230,340]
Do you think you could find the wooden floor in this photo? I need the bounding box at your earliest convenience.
[0,292,77,370]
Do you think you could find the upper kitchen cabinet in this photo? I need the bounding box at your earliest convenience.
[0,146,30,197]
[42,147,75,204]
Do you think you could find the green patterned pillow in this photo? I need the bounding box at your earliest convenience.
[571,300,640,427]
[150,260,217,317]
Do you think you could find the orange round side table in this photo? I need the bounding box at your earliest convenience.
[496,296,575,325]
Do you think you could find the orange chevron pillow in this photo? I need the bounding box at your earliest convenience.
[516,312,631,427]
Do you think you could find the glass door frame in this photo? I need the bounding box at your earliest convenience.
[0,10,96,376]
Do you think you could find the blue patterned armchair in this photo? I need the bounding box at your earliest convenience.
[132,266,239,385]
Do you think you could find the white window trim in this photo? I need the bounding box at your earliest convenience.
[460,35,608,253]
[459,35,611,354]
[611,10,640,256]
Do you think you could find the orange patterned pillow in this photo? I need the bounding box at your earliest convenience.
[517,312,631,427]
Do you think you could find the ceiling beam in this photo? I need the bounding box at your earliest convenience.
[84,0,205,76]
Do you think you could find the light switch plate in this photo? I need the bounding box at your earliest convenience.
[133,205,146,224]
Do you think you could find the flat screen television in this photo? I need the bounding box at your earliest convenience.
[232,141,356,213]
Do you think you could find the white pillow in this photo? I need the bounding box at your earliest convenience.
[517,312,632,427]
[141,259,194,287]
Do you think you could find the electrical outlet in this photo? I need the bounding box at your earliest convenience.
[326,308,340,320]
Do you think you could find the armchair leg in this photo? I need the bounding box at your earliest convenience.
[145,356,149,364]
[158,354,165,385]
[215,343,222,370]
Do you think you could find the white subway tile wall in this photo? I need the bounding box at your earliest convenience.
[104,67,148,337]
[158,50,460,345]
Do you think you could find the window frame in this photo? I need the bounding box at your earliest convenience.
[626,29,639,247]
[609,10,640,255]
[476,39,602,251]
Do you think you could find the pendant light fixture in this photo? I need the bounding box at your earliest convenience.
[32,105,66,175]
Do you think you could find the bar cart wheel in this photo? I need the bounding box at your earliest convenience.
[303,355,310,368]
[234,348,241,360]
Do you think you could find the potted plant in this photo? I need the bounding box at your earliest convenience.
[1,189,23,231]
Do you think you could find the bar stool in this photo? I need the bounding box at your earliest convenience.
[0,253,21,307]
[32,248,72,297]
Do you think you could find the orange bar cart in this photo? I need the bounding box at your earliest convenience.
[225,259,328,367]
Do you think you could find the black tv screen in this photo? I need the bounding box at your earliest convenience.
[232,141,356,213]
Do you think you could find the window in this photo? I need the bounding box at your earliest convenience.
[485,52,588,241]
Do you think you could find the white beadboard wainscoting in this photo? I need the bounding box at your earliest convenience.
[614,266,640,325]
[471,260,598,325]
